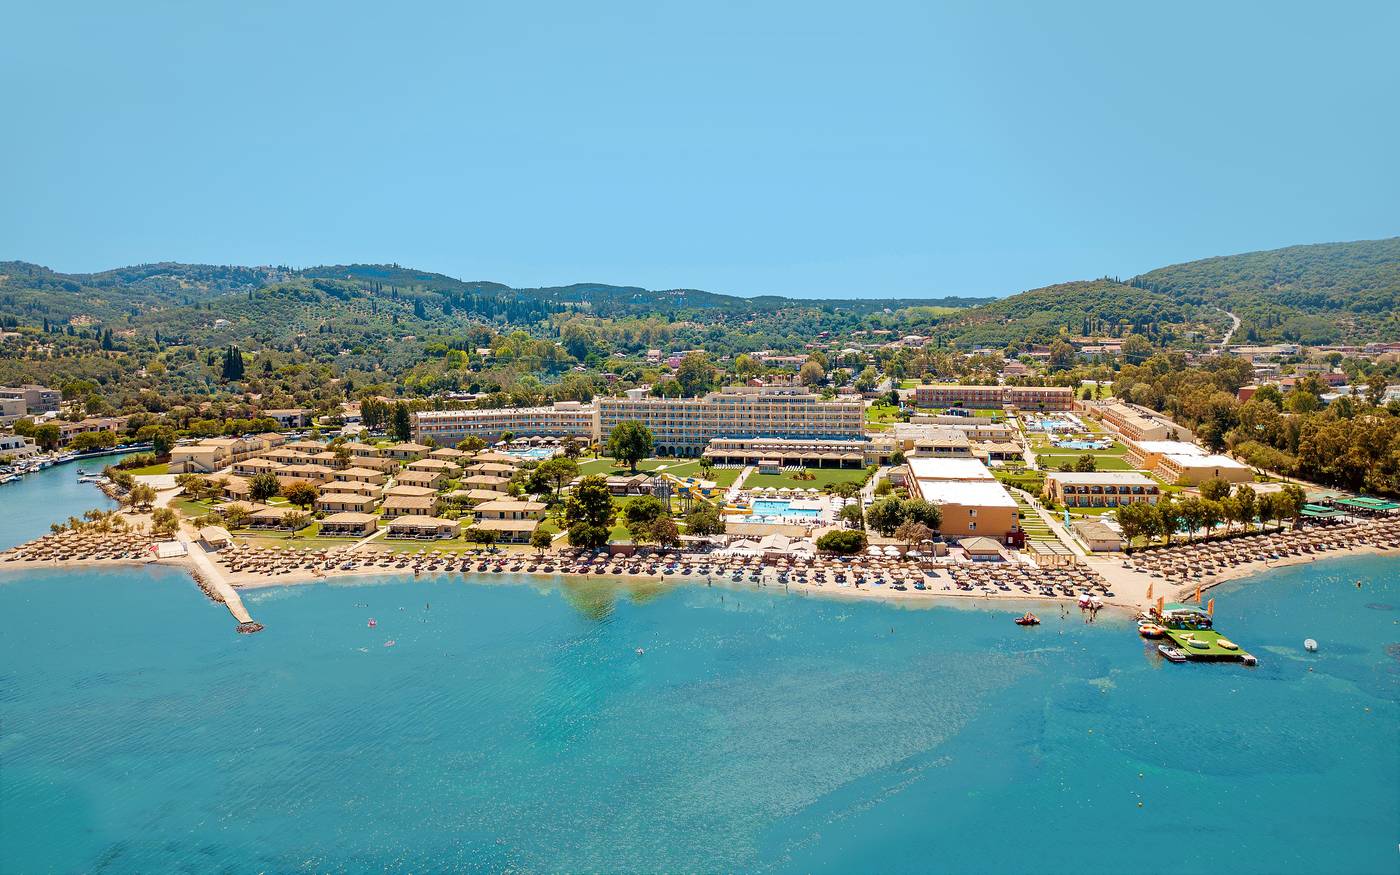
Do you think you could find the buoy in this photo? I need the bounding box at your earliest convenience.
[1304,638,1318,652]
[368,618,377,628]
[635,647,645,655]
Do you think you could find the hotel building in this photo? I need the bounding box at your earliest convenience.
[1124,440,1252,486]
[1044,471,1161,508]
[902,457,1021,544]
[598,386,865,456]
[1080,400,1179,442]
[412,401,596,446]
[913,384,1073,411]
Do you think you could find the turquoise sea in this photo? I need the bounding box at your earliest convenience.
[1,466,1397,873]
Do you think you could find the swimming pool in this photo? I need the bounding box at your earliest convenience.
[504,447,555,461]
[751,499,821,519]
[1053,439,1110,450]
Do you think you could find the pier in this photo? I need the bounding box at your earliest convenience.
[181,537,258,629]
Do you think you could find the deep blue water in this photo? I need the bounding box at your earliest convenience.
[0,463,1397,873]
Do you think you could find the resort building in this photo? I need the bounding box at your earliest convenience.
[469,498,546,543]
[0,397,27,426]
[170,436,270,474]
[904,428,973,459]
[1125,440,1252,486]
[902,457,1021,544]
[0,434,39,458]
[324,479,381,498]
[334,466,388,486]
[319,512,379,537]
[385,442,431,461]
[902,417,1018,442]
[407,458,461,476]
[396,469,445,489]
[702,437,876,469]
[1072,519,1124,552]
[386,516,461,540]
[315,492,379,514]
[1080,400,1180,442]
[275,463,336,486]
[411,401,597,446]
[1044,472,1161,508]
[55,417,124,446]
[381,494,437,519]
[912,384,1073,411]
[0,384,62,414]
[262,408,312,428]
[598,386,865,456]
[232,457,283,477]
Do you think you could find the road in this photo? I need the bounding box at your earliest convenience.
[1219,308,1241,348]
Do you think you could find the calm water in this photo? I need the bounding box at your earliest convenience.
[0,453,133,549]
[1,463,1397,873]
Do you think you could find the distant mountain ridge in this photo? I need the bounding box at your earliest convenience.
[2,236,1396,344]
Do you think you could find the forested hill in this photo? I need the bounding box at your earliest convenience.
[1130,238,1400,344]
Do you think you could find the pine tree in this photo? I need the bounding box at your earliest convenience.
[221,345,245,381]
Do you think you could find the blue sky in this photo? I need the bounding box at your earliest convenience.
[2,1,1396,299]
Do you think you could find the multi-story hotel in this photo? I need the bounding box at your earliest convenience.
[1044,472,1161,508]
[912,384,1073,410]
[901,457,1022,544]
[412,401,596,446]
[1124,440,1252,486]
[1080,400,1179,442]
[598,386,865,456]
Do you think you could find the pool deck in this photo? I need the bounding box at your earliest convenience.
[1164,628,1254,662]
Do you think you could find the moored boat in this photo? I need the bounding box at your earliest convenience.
[1158,645,1187,663]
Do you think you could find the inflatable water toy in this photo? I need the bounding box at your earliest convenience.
[1138,623,1166,639]
[1304,638,1318,652]
[1216,638,1238,650]
[1014,612,1040,626]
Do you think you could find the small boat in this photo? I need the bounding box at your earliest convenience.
[367,618,377,628]
[635,647,645,656]
[1304,638,1318,652]
[384,640,396,647]
[1138,623,1166,639]
[1014,612,1040,626]
[1158,645,1187,663]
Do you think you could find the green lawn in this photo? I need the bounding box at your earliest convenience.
[865,402,901,431]
[125,462,169,475]
[741,466,870,491]
[1038,454,1136,472]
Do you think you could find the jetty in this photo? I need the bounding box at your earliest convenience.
[182,537,257,628]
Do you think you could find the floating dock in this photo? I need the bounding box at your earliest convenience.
[1163,628,1254,663]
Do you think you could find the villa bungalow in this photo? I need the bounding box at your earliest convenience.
[386,516,461,540]
[248,507,310,531]
[348,453,398,472]
[233,457,284,477]
[221,476,252,500]
[261,447,311,466]
[471,451,520,465]
[442,488,511,506]
[407,457,461,476]
[462,474,511,490]
[384,483,437,497]
[325,479,382,498]
[385,442,431,461]
[282,439,326,454]
[275,463,337,486]
[381,494,437,519]
[342,442,380,456]
[467,462,516,477]
[473,499,545,521]
[263,408,312,428]
[395,469,445,489]
[468,518,539,543]
[335,466,388,486]
[169,444,230,475]
[319,512,379,537]
[315,492,379,514]
[428,447,467,461]
[256,432,287,448]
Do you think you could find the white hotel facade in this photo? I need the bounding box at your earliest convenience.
[411,386,865,455]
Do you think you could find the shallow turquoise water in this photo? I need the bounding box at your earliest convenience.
[0,457,126,550]
[1,553,1397,873]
